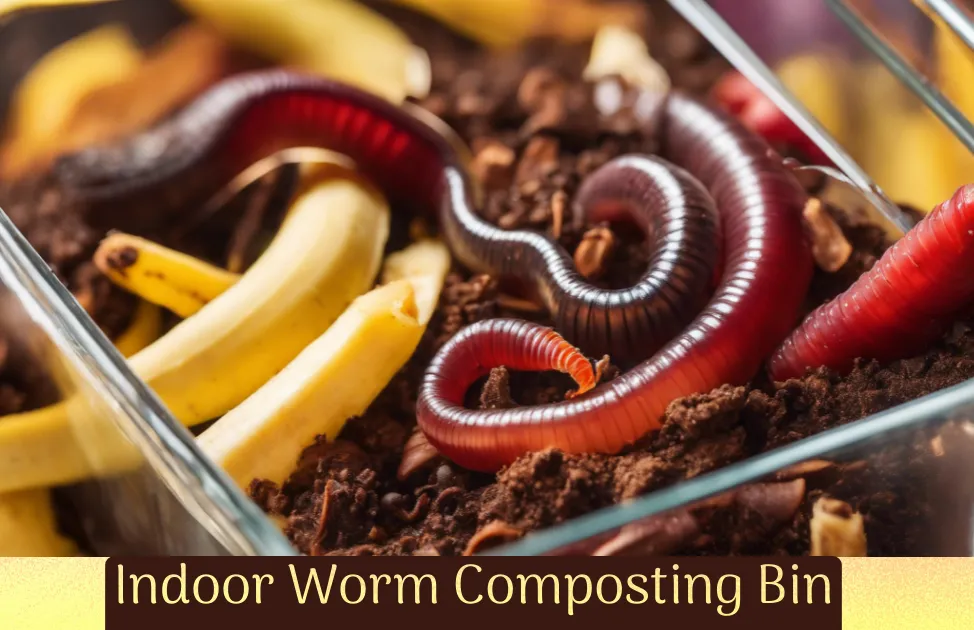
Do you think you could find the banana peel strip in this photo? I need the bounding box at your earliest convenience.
[128,167,390,426]
[0,489,78,557]
[95,233,240,318]
[113,300,163,357]
[175,0,428,102]
[199,239,451,489]
[389,0,645,49]
[0,23,143,177]
[583,24,669,94]
[0,0,114,16]
[0,169,390,493]
[856,63,964,212]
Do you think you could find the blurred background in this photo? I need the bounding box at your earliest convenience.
[0,0,969,212]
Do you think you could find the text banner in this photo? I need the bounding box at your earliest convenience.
[106,557,841,628]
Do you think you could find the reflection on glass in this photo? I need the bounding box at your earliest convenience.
[706,0,972,213]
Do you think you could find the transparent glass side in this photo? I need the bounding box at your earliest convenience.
[0,1,294,556]
[696,0,972,216]
[0,207,294,555]
[490,379,974,556]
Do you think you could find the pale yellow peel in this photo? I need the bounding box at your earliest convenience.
[95,233,241,319]
[856,64,963,212]
[128,169,391,426]
[0,489,77,557]
[776,53,850,148]
[931,19,974,206]
[583,24,669,94]
[175,0,422,102]
[390,0,644,49]
[810,497,867,557]
[0,402,94,492]
[199,240,451,489]
[381,238,451,323]
[0,23,143,177]
[0,0,113,15]
[113,300,163,358]
[0,170,390,494]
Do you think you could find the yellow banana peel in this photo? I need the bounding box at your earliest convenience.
[0,300,162,496]
[932,19,974,206]
[175,0,427,102]
[0,0,113,15]
[776,52,850,149]
[582,24,669,94]
[0,401,96,492]
[127,168,390,426]
[113,300,163,357]
[857,62,968,212]
[0,23,143,177]
[199,239,450,489]
[0,489,78,557]
[95,233,240,318]
[0,168,389,493]
[868,109,956,212]
[390,0,644,49]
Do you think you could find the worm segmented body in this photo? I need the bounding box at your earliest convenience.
[55,70,720,361]
[56,70,813,472]
[771,184,974,381]
[419,94,813,472]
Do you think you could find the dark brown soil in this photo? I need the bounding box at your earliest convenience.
[0,1,966,557]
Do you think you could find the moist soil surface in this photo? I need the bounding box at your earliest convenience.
[0,2,968,556]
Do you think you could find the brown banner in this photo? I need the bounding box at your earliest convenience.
[106,557,841,628]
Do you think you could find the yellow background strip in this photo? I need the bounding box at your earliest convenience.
[0,557,971,628]
[0,557,103,629]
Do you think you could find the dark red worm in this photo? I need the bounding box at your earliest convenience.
[417,94,813,472]
[54,70,720,362]
[771,184,974,381]
[55,70,813,472]
[712,70,830,165]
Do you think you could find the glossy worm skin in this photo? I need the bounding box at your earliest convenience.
[771,184,974,381]
[55,70,813,472]
[54,69,720,362]
[418,94,813,472]
[430,319,600,401]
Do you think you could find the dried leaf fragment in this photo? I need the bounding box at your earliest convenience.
[471,140,515,190]
[574,226,615,280]
[810,497,867,557]
[774,459,836,482]
[398,428,441,480]
[592,510,699,556]
[550,190,567,238]
[463,520,523,556]
[803,198,853,272]
[736,479,806,528]
[518,68,569,136]
[515,136,560,188]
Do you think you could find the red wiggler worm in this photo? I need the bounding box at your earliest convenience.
[54,70,814,472]
[54,70,721,362]
[770,184,974,381]
[416,93,813,471]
